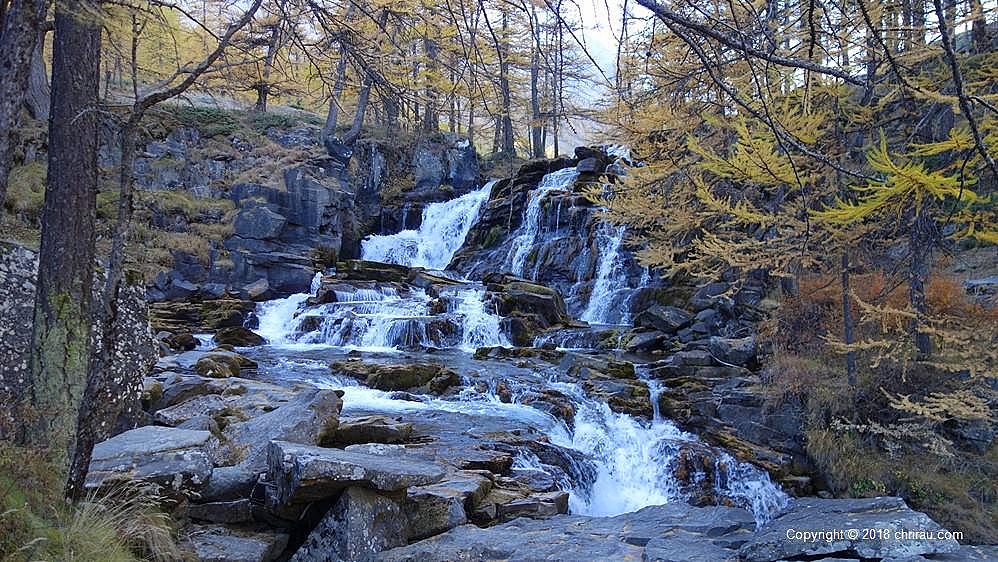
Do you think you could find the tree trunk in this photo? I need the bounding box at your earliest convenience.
[25,32,50,120]
[321,5,354,145]
[0,0,48,212]
[343,73,372,145]
[841,251,857,385]
[969,0,987,53]
[908,209,933,357]
[529,4,543,158]
[24,0,100,471]
[499,12,515,155]
[422,36,440,132]
[254,22,281,113]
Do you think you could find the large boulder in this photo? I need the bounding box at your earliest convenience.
[233,205,287,240]
[266,441,445,505]
[86,426,218,493]
[153,394,227,427]
[223,387,342,470]
[325,415,414,446]
[377,503,755,561]
[291,486,408,562]
[740,497,961,561]
[411,133,479,196]
[634,305,693,333]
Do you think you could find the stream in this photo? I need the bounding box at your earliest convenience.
[242,168,789,526]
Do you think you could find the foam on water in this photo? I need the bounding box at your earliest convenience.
[506,168,579,277]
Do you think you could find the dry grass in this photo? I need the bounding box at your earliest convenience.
[0,443,185,561]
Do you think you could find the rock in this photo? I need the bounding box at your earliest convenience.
[325,415,414,446]
[196,354,245,378]
[291,486,407,562]
[575,157,602,174]
[739,497,960,561]
[164,332,198,351]
[188,525,288,562]
[148,298,255,333]
[233,205,287,240]
[201,465,259,502]
[377,503,754,562]
[634,305,693,333]
[86,426,217,492]
[153,394,226,426]
[266,441,446,505]
[214,326,266,347]
[404,472,492,540]
[331,361,461,393]
[624,330,669,352]
[241,278,271,301]
[336,259,411,283]
[708,336,757,366]
[224,387,342,471]
[187,499,254,524]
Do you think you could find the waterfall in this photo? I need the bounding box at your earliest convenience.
[253,282,508,352]
[361,181,495,270]
[579,223,629,325]
[506,168,579,277]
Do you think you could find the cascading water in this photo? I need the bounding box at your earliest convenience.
[246,165,789,530]
[361,181,495,270]
[506,168,579,278]
[579,222,630,325]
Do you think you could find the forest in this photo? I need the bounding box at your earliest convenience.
[0,0,996,560]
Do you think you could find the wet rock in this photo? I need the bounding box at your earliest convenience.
[241,278,271,301]
[213,326,266,347]
[331,360,460,393]
[188,525,288,562]
[154,394,226,427]
[224,387,342,471]
[405,484,470,540]
[378,503,754,561]
[149,298,255,333]
[336,259,411,283]
[291,486,407,562]
[624,330,670,353]
[634,305,692,333]
[740,497,960,561]
[163,332,198,351]
[196,353,248,378]
[86,426,217,492]
[266,441,446,504]
[325,415,414,446]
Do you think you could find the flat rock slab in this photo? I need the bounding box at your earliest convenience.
[740,497,961,561]
[87,425,217,491]
[267,440,446,504]
[376,503,754,562]
[188,525,288,562]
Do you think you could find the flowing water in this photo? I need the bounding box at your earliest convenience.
[248,177,788,525]
[505,168,579,277]
[362,181,495,270]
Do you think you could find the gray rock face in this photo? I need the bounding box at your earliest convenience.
[291,486,408,562]
[412,134,479,195]
[223,387,342,471]
[708,335,757,366]
[86,426,218,492]
[266,441,446,505]
[188,525,288,562]
[377,503,755,562]
[740,497,961,561]
[234,205,288,240]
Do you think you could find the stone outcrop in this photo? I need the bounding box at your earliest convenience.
[85,426,218,493]
[331,361,461,394]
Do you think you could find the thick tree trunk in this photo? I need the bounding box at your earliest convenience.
[25,32,50,120]
[25,0,100,470]
[66,122,137,499]
[0,0,48,212]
